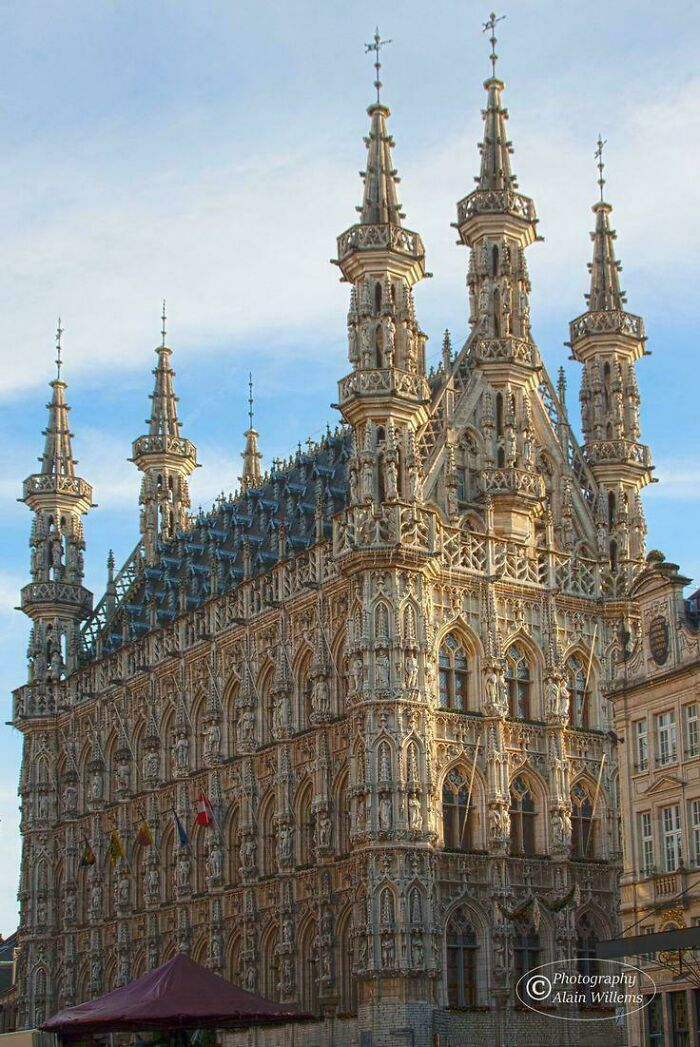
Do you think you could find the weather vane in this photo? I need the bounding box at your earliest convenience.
[482,11,506,78]
[160,299,168,347]
[55,317,64,379]
[594,134,607,202]
[365,27,392,104]
[248,373,254,429]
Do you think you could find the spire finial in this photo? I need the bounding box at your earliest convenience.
[248,372,254,429]
[365,27,392,105]
[55,317,64,379]
[482,11,506,78]
[160,299,167,348]
[594,134,607,203]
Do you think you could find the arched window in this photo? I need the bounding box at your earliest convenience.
[259,669,274,745]
[509,775,537,856]
[338,911,357,1014]
[567,654,588,728]
[446,909,478,1007]
[609,539,618,573]
[514,927,541,1004]
[505,643,531,719]
[297,655,313,730]
[228,807,240,885]
[297,782,315,867]
[439,634,469,711]
[259,794,276,877]
[262,928,279,1001]
[496,393,505,467]
[442,769,475,851]
[571,781,595,859]
[607,491,616,528]
[299,919,319,1014]
[335,771,350,857]
[576,914,600,1006]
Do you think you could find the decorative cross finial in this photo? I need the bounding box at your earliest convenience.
[248,372,254,429]
[482,11,506,78]
[594,134,607,202]
[365,27,392,105]
[160,299,167,347]
[55,317,64,379]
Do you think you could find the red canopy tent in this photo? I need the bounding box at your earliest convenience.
[40,954,311,1036]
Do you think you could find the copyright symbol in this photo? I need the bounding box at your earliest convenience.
[526,975,552,1000]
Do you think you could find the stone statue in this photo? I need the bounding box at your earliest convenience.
[208,842,223,881]
[146,865,160,899]
[204,721,221,759]
[381,935,395,969]
[62,783,78,814]
[317,813,332,848]
[411,934,424,968]
[116,760,130,793]
[405,651,419,690]
[173,733,190,772]
[175,853,191,890]
[375,650,390,690]
[408,794,422,831]
[90,769,103,802]
[312,677,331,718]
[278,825,293,863]
[379,794,393,831]
[351,655,364,692]
[144,750,160,779]
[239,708,255,748]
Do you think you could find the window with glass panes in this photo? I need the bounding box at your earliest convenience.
[442,769,473,850]
[438,635,469,712]
[656,710,678,766]
[446,910,478,1007]
[640,811,654,875]
[690,800,700,867]
[509,776,536,855]
[685,704,699,759]
[576,915,599,1005]
[514,929,541,1005]
[662,804,682,872]
[646,993,664,1047]
[571,782,595,858]
[634,719,649,771]
[567,654,588,728]
[505,644,531,719]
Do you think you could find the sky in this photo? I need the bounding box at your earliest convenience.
[0,0,698,935]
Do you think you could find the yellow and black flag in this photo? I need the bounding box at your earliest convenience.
[79,839,96,867]
[108,827,126,866]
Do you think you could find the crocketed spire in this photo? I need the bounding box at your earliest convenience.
[586,202,626,313]
[477,78,518,193]
[147,302,181,439]
[359,104,404,226]
[40,321,76,478]
[240,374,263,492]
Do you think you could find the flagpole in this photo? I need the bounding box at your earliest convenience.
[460,736,482,849]
[584,753,607,858]
[580,623,598,726]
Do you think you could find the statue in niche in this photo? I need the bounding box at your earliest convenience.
[379,794,393,831]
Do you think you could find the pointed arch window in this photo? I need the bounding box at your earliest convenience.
[339,914,357,1014]
[297,782,315,867]
[567,654,589,728]
[446,909,478,1007]
[260,794,276,877]
[439,634,469,711]
[442,768,474,851]
[509,775,537,856]
[571,781,595,859]
[514,927,541,1003]
[576,914,599,1005]
[505,644,531,719]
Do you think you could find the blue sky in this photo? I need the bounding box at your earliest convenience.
[0,0,698,933]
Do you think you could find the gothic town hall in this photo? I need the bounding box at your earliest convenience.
[12,23,655,1047]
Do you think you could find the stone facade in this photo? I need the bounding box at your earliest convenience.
[609,557,700,1047]
[12,26,668,1047]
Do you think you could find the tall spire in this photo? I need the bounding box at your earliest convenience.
[240,374,263,492]
[132,305,198,563]
[570,140,652,574]
[21,325,93,687]
[147,301,182,439]
[358,29,404,226]
[39,319,76,478]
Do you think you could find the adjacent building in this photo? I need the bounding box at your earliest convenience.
[11,20,677,1047]
[609,556,700,1047]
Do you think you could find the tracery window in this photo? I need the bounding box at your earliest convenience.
[439,634,469,711]
[505,643,531,719]
[571,781,595,859]
[446,909,478,1007]
[567,654,588,728]
[442,768,474,851]
[576,914,599,1005]
[514,927,541,1004]
[509,775,537,856]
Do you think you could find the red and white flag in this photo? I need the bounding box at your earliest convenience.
[195,791,215,828]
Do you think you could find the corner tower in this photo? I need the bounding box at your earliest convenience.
[453,14,543,540]
[334,31,429,507]
[132,304,198,563]
[569,140,652,575]
[21,323,93,686]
